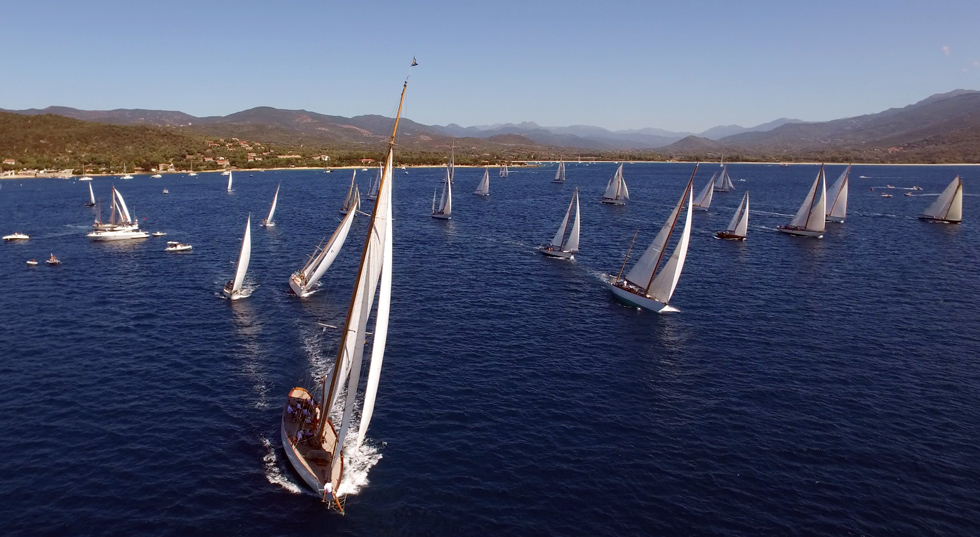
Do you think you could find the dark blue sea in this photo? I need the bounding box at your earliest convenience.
[2,163,979,536]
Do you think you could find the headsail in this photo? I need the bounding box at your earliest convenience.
[474,167,490,196]
[227,171,233,192]
[826,165,850,221]
[231,216,251,294]
[265,182,280,225]
[920,176,963,222]
[693,176,714,209]
[787,165,827,232]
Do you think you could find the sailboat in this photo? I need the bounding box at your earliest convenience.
[223,216,252,300]
[87,186,149,240]
[188,160,197,177]
[777,164,827,238]
[366,164,382,201]
[825,164,850,223]
[919,176,963,224]
[431,166,452,219]
[717,191,749,240]
[85,182,96,207]
[692,175,714,211]
[601,164,629,205]
[340,171,360,215]
[474,167,490,196]
[713,165,735,192]
[121,163,133,180]
[607,166,697,313]
[553,159,566,183]
[541,187,580,259]
[289,210,357,297]
[226,171,234,192]
[499,164,509,178]
[261,182,280,227]
[281,71,408,513]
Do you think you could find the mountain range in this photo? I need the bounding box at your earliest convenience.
[3,89,980,163]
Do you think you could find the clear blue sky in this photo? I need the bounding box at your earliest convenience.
[2,0,978,132]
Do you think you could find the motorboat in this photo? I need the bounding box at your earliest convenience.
[164,241,192,252]
[26,259,37,266]
[151,231,167,237]
[3,232,29,241]
[46,254,61,265]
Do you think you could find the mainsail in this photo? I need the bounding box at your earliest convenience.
[264,182,280,226]
[602,164,629,203]
[826,165,850,221]
[723,191,750,238]
[787,165,827,232]
[293,208,357,294]
[230,217,251,295]
[474,168,490,196]
[227,171,233,192]
[550,187,580,252]
[693,176,714,210]
[920,176,963,222]
[554,159,566,183]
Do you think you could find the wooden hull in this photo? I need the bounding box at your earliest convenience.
[607,281,677,313]
[777,226,823,238]
[281,387,344,511]
[715,231,746,241]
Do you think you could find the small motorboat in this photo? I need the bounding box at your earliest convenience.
[79,176,93,181]
[905,192,913,197]
[163,189,169,194]
[912,185,923,191]
[151,174,163,178]
[164,241,192,252]
[46,254,61,265]
[3,232,30,241]
[26,259,37,266]
[151,231,167,237]
[881,193,893,198]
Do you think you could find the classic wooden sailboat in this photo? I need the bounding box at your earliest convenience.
[226,171,234,192]
[541,187,580,259]
[340,171,361,216]
[281,72,408,513]
[692,175,714,211]
[607,166,697,313]
[713,165,735,192]
[553,159,566,183]
[85,182,96,207]
[474,167,490,196]
[261,182,280,227]
[825,164,850,223]
[919,176,963,224]
[499,164,509,177]
[601,164,629,205]
[431,166,452,219]
[289,209,357,297]
[222,216,252,300]
[778,164,826,238]
[366,164,382,201]
[87,186,149,240]
[717,191,749,240]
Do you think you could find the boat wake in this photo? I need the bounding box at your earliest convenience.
[301,325,332,380]
[337,435,383,497]
[261,436,304,494]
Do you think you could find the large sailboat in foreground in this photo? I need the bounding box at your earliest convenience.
[601,164,629,205]
[281,71,409,514]
[825,164,850,223]
[289,209,356,297]
[541,187,580,259]
[261,182,280,227]
[778,165,826,238]
[919,176,963,224]
[223,216,252,300]
[87,186,149,241]
[717,191,749,240]
[606,165,697,313]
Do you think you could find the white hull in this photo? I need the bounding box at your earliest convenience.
[777,226,823,238]
[3,233,30,241]
[261,222,276,228]
[288,274,316,298]
[87,230,150,241]
[540,247,573,259]
[607,281,678,313]
[223,287,247,300]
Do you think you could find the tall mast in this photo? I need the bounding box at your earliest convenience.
[644,165,697,294]
[616,227,641,282]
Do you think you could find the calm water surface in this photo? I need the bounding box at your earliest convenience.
[1,163,979,536]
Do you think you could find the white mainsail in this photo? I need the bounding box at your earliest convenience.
[230,216,251,296]
[602,164,629,203]
[550,187,580,252]
[920,176,963,222]
[227,171,233,192]
[341,171,359,214]
[474,167,490,196]
[433,166,452,217]
[499,164,509,177]
[646,187,693,304]
[113,186,133,224]
[554,159,566,183]
[723,191,750,238]
[624,178,690,290]
[565,188,581,252]
[448,141,455,183]
[826,165,850,222]
[367,164,382,200]
[87,183,95,205]
[714,165,735,192]
[263,182,280,226]
[693,176,714,210]
[786,165,827,232]
[292,208,356,295]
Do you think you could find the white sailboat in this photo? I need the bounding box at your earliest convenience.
[85,182,96,207]
[226,171,234,192]
[499,164,509,178]
[222,216,252,300]
[288,209,357,298]
[601,164,629,205]
[713,165,735,192]
[261,182,280,227]
[188,160,197,177]
[825,164,850,223]
[340,172,360,215]
[778,164,827,238]
[281,73,408,514]
[717,191,749,240]
[87,186,149,240]
[366,164,382,201]
[541,187,580,259]
[431,166,452,219]
[474,167,490,196]
[553,159,566,183]
[446,141,456,184]
[692,175,714,211]
[919,176,963,224]
[120,163,133,180]
[607,166,697,313]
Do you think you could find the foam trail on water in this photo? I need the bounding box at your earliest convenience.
[337,422,383,497]
[261,436,303,494]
